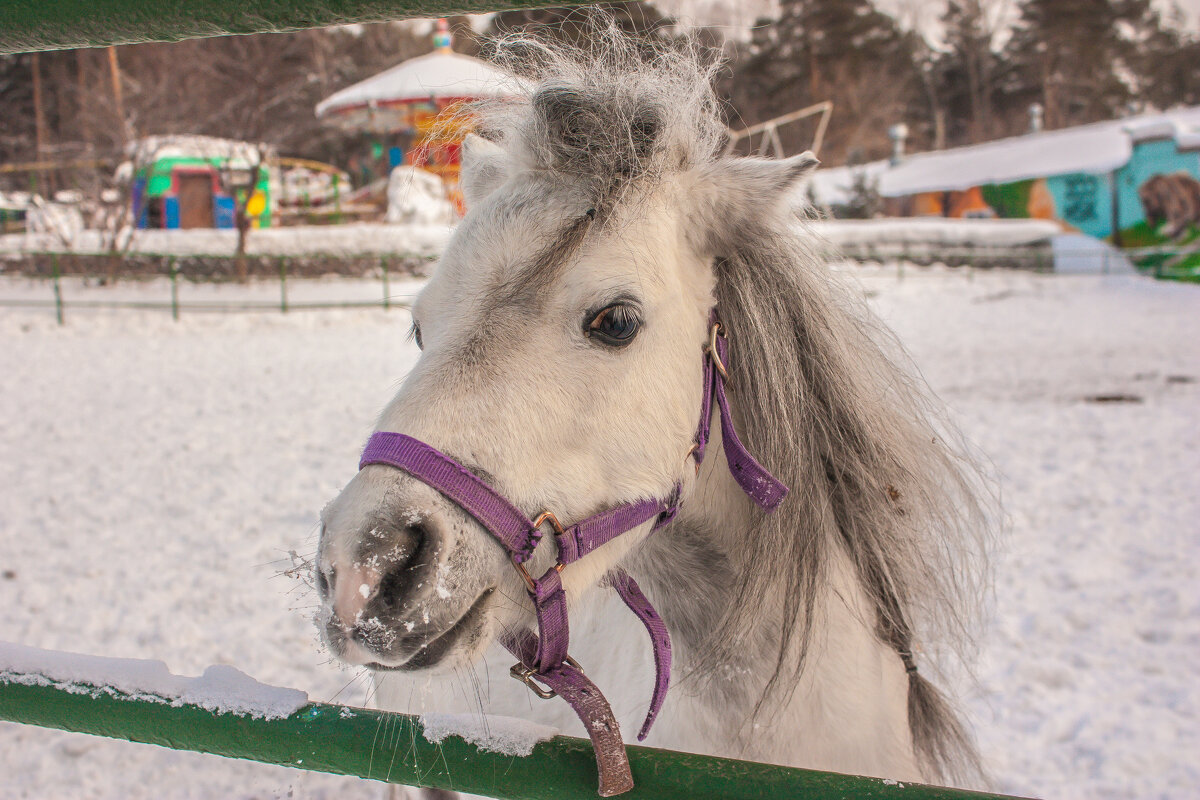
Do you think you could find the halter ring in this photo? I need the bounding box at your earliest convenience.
[511,555,564,594]
[512,511,568,592]
[707,322,729,381]
[533,510,565,534]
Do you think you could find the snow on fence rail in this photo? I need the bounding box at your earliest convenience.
[0,0,558,54]
[0,642,1024,800]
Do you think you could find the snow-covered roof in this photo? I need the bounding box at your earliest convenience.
[807,106,1200,200]
[125,135,270,169]
[316,50,526,118]
[801,160,889,207]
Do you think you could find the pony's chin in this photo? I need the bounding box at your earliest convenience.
[356,591,497,674]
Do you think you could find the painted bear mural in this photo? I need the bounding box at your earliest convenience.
[1139,172,1200,240]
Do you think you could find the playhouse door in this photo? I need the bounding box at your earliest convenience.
[177,174,215,229]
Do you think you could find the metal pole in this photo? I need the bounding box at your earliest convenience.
[279,258,288,314]
[0,676,1023,800]
[332,173,341,225]
[51,253,63,325]
[382,256,390,311]
[168,256,179,320]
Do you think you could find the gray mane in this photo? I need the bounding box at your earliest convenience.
[471,23,993,785]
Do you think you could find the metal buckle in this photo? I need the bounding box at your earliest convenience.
[509,655,584,700]
[707,322,729,381]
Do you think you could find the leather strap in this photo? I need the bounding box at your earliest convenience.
[503,631,634,797]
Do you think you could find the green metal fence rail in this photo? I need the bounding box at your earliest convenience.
[0,0,567,54]
[0,675,1025,800]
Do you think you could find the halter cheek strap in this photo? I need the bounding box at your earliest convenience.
[357,313,786,796]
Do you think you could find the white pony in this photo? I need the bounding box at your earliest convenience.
[316,29,991,793]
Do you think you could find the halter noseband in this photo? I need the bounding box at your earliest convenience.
[358,312,787,796]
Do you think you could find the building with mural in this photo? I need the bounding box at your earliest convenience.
[810,107,1200,267]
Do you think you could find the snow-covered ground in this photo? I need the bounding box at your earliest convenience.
[0,273,426,312]
[1,267,1197,800]
[0,222,452,258]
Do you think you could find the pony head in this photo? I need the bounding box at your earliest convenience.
[315,34,816,672]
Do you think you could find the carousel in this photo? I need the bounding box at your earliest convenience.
[315,20,525,214]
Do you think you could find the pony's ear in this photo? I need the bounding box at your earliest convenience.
[460,134,509,208]
[685,152,819,254]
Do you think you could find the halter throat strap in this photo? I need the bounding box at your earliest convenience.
[357,312,786,795]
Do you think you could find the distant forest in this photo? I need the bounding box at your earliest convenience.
[2,0,1198,176]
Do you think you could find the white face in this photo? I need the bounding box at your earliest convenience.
[316,139,714,673]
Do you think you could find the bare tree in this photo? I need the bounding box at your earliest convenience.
[213,142,270,281]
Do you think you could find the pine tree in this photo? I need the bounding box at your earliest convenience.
[1129,3,1200,109]
[729,0,923,164]
[1002,0,1154,130]
[937,0,1000,144]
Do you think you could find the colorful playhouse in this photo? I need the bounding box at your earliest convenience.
[315,20,525,214]
[127,136,272,230]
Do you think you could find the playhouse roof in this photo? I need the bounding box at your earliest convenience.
[124,135,271,169]
[806,105,1200,205]
[315,50,526,119]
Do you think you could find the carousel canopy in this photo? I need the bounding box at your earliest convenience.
[315,49,526,125]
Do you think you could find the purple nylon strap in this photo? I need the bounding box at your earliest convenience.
[608,570,671,740]
[356,311,786,796]
[358,433,542,562]
[532,568,569,671]
[695,327,789,510]
[556,499,667,564]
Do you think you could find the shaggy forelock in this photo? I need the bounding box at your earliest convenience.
[469,22,726,206]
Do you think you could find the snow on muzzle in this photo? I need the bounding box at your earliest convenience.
[316,465,508,671]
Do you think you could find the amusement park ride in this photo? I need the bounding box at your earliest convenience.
[316,19,526,214]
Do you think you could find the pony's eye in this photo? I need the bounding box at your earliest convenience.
[410,322,424,350]
[585,303,641,347]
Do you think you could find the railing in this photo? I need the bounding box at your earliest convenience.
[0,251,430,322]
[0,668,1024,800]
[2,243,1194,325]
[826,243,1198,281]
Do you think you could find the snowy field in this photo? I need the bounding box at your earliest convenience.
[1,267,1197,800]
[0,222,452,258]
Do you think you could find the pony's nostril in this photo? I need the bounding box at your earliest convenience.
[316,565,333,600]
[377,568,406,609]
[376,522,434,609]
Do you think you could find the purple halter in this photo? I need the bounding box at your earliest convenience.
[358,314,787,796]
